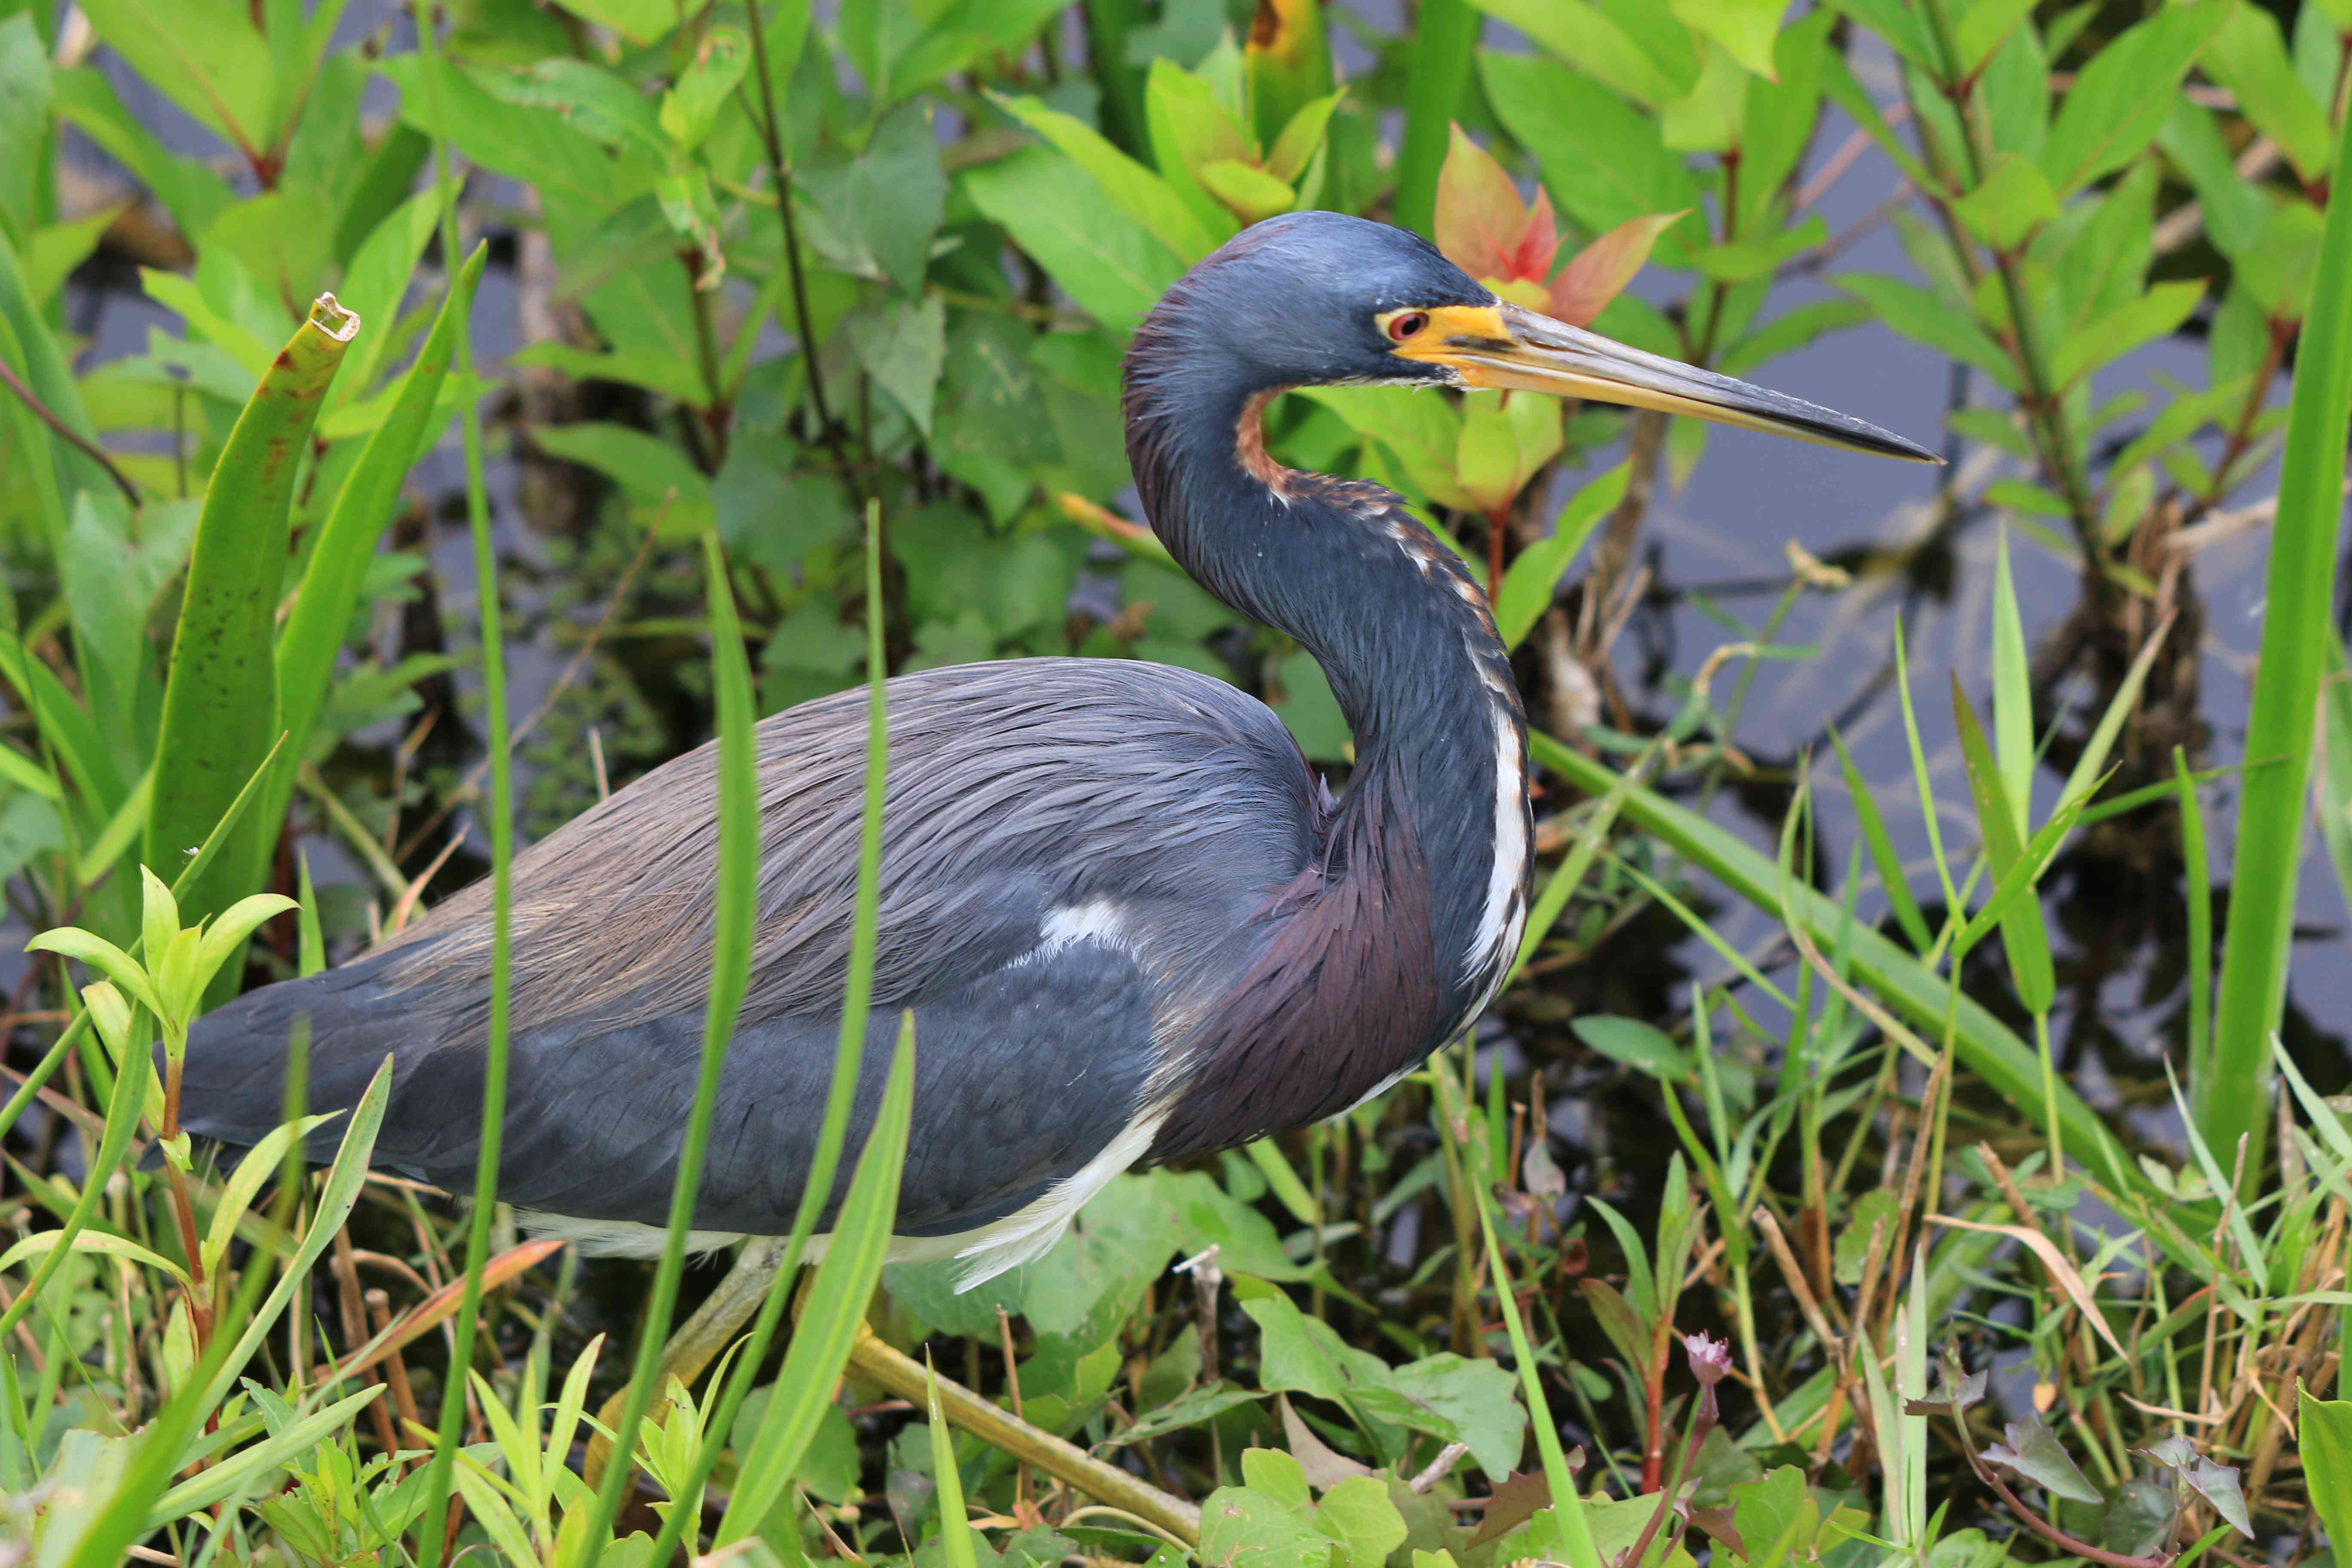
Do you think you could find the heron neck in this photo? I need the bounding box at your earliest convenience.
[1127,381,1532,1013]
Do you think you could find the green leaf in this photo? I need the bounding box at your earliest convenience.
[1479,49,1700,241]
[1838,273,2013,385]
[2038,0,2229,196]
[1954,0,2038,74]
[75,0,271,160]
[2241,202,2328,322]
[1668,0,1789,80]
[1466,0,1686,106]
[1314,1476,1409,1563]
[659,25,749,150]
[1196,159,1298,224]
[1978,1415,2101,1505]
[2299,1388,2352,1553]
[26,927,164,1019]
[1386,1354,1525,1482]
[199,1112,338,1275]
[847,294,946,438]
[2050,280,2204,388]
[550,0,677,45]
[2156,101,2269,263]
[1949,675,2055,1013]
[1951,153,2056,251]
[2201,3,2334,184]
[798,101,943,298]
[262,245,486,879]
[1571,1015,1692,1078]
[1494,461,1628,648]
[991,94,1225,263]
[0,1226,190,1288]
[715,1020,917,1542]
[0,15,52,248]
[51,66,234,239]
[963,145,1187,330]
[1990,528,2031,836]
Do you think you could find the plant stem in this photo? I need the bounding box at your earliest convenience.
[0,355,143,511]
[741,0,861,501]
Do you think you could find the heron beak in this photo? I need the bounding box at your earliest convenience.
[1394,302,1942,464]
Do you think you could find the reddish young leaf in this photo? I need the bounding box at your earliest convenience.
[1548,211,1685,327]
[1433,122,1555,285]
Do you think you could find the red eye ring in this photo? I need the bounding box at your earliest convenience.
[1386,311,1429,342]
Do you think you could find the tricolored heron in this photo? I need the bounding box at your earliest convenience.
[182,212,1926,1485]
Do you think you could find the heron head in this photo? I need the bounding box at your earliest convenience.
[1174,211,1936,464]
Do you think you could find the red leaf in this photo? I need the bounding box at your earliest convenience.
[1547,210,1685,326]
[1435,123,1540,282]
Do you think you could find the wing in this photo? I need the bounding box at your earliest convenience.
[182,658,1320,1236]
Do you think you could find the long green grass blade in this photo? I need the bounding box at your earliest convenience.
[251,241,487,889]
[717,1012,917,1544]
[413,15,516,1551]
[1948,676,2057,1014]
[924,1348,982,1568]
[1989,527,2034,835]
[1828,726,1934,953]
[2177,748,2214,1096]
[2206,99,2352,1173]
[1533,730,2142,1194]
[572,535,766,1565]
[1473,1181,1600,1568]
[144,294,356,962]
[640,502,893,1567]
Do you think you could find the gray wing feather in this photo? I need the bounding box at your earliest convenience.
[181,659,1317,1234]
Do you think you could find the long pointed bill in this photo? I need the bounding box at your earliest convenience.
[1395,302,1942,463]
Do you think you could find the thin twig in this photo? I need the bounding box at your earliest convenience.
[0,355,143,510]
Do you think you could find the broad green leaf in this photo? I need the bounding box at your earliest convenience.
[1954,0,2038,73]
[1990,528,2031,836]
[51,67,235,239]
[1455,392,1561,514]
[1316,1476,1409,1563]
[377,53,645,220]
[1145,58,1255,237]
[1386,1354,1525,1482]
[797,101,944,298]
[2202,3,2333,183]
[2300,1388,2352,1553]
[0,15,52,247]
[23,208,118,309]
[1737,10,1834,231]
[1668,0,1789,80]
[77,0,271,159]
[1264,92,1342,186]
[846,294,946,437]
[262,244,486,872]
[1196,159,1297,224]
[659,25,749,150]
[2241,202,2328,322]
[550,0,677,44]
[192,894,297,998]
[147,297,355,974]
[1480,50,1700,243]
[1951,153,2056,251]
[992,94,1225,262]
[2156,101,2269,262]
[2050,280,2204,387]
[2038,0,2229,196]
[1467,0,1684,106]
[474,57,665,157]
[1838,274,2014,385]
[1978,1416,2100,1504]
[1571,1014,1691,1078]
[1661,46,1749,152]
[1494,461,1628,647]
[964,145,1187,330]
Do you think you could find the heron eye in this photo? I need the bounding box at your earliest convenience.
[1386,311,1429,342]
